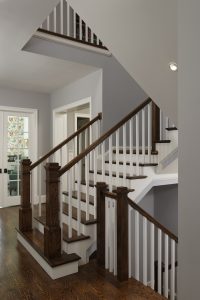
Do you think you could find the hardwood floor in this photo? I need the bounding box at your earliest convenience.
[0,207,165,300]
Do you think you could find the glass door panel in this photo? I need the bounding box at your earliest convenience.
[3,113,30,207]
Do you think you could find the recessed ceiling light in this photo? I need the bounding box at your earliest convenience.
[169,62,178,72]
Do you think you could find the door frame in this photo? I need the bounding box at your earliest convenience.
[52,97,91,148]
[74,113,90,156]
[0,106,38,208]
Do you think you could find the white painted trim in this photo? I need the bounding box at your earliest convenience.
[53,97,91,148]
[17,232,79,279]
[74,113,90,156]
[34,31,112,57]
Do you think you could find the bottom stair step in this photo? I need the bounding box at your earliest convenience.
[16,228,80,268]
[34,215,90,243]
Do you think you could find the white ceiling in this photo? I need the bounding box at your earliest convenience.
[0,0,97,93]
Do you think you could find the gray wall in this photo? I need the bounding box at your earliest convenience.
[0,86,51,159]
[178,1,200,298]
[25,36,147,133]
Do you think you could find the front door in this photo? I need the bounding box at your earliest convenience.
[0,110,35,208]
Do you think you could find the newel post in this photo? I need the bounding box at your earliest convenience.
[116,186,129,282]
[96,182,108,267]
[44,163,61,259]
[152,102,160,152]
[19,159,32,232]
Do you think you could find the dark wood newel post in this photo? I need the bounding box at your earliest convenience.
[96,182,108,267]
[152,101,160,152]
[44,163,61,259]
[116,186,129,282]
[19,159,32,232]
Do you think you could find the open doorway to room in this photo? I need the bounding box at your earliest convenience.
[53,97,91,168]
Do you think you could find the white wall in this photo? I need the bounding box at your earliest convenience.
[0,86,51,159]
[66,0,177,124]
[178,1,200,298]
[25,36,147,133]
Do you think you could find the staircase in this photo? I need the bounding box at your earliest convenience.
[17,98,178,299]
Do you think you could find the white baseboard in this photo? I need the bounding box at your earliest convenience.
[17,232,79,279]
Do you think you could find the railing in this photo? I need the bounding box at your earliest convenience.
[39,0,107,50]
[19,97,175,263]
[96,183,178,299]
[19,113,102,244]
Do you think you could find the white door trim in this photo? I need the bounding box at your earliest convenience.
[74,113,90,156]
[52,97,91,147]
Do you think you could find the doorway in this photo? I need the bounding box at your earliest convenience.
[0,108,37,208]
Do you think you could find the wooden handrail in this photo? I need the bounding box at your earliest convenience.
[128,198,178,243]
[30,113,102,171]
[59,97,152,176]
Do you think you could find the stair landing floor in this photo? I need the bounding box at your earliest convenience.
[0,206,165,300]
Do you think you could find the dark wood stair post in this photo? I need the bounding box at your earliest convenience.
[152,102,160,152]
[116,186,129,282]
[44,163,61,259]
[19,159,32,232]
[96,182,108,267]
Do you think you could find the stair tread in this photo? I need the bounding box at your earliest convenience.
[166,127,178,131]
[113,149,158,155]
[63,191,94,205]
[105,160,158,167]
[75,180,95,187]
[89,170,147,180]
[63,202,97,225]
[16,228,80,267]
[155,139,171,143]
[34,216,90,243]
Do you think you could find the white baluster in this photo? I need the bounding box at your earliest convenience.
[150,223,155,289]
[38,160,42,217]
[170,240,176,300]
[164,235,169,298]
[135,210,140,281]
[77,161,81,235]
[160,110,163,140]
[136,113,140,175]
[60,0,64,35]
[93,148,97,219]
[113,199,117,276]
[158,229,162,294]
[116,130,120,184]
[128,206,133,278]
[47,15,50,31]
[143,217,147,286]
[67,169,72,238]
[59,178,63,252]
[142,108,145,164]
[148,102,152,162]
[123,124,126,185]
[108,136,112,191]
[101,141,105,182]
[105,197,109,269]
[53,7,57,32]
[73,10,76,38]
[90,29,94,44]
[129,119,133,174]
[67,2,70,36]
[85,129,88,150]
[85,154,89,221]
[109,199,113,273]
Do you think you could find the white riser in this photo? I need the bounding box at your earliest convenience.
[111,153,158,164]
[102,163,156,176]
[34,219,95,266]
[62,213,97,237]
[157,130,178,163]
[62,196,94,215]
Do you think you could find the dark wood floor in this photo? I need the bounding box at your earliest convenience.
[0,207,165,300]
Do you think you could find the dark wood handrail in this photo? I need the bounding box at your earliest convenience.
[30,113,102,171]
[128,198,178,243]
[59,97,152,176]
